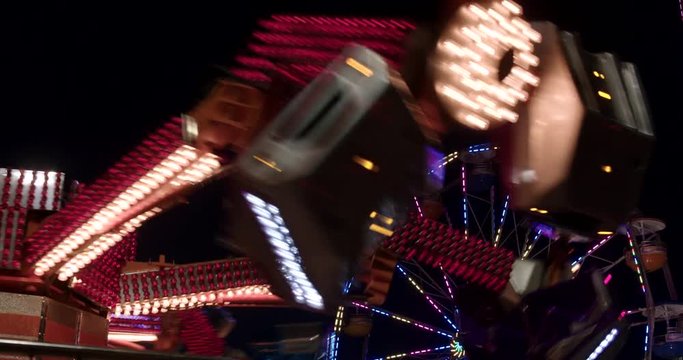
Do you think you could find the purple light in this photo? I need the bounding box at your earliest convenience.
[441,266,455,300]
[414,196,424,218]
[461,164,468,241]
[603,273,613,285]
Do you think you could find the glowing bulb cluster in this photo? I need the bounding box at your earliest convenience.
[243,192,324,310]
[433,0,541,130]
[34,146,221,279]
[114,285,273,316]
[54,208,162,281]
[587,328,619,360]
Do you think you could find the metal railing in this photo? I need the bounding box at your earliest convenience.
[0,338,233,360]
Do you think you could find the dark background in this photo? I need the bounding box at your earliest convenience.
[1,0,681,357]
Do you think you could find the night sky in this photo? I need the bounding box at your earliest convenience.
[1,0,681,357]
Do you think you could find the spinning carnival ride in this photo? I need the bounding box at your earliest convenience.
[0,1,669,359]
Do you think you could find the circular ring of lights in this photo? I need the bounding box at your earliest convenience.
[433,0,542,130]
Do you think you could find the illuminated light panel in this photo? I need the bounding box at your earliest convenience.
[598,91,612,100]
[345,57,374,77]
[108,332,158,342]
[243,192,324,309]
[36,144,222,279]
[352,155,379,172]
[601,165,613,173]
[586,328,619,360]
[397,265,458,331]
[115,285,274,316]
[597,230,614,236]
[493,195,510,247]
[433,0,541,130]
[352,302,454,339]
[372,345,452,360]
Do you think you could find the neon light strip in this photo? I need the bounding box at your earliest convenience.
[414,196,424,218]
[522,229,542,259]
[397,265,458,331]
[461,164,468,241]
[570,235,614,274]
[626,230,646,294]
[352,302,454,339]
[586,328,619,360]
[440,265,455,300]
[372,345,451,360]
[625,228,650,359]
[493,195,510,247]
[429,151,459,174]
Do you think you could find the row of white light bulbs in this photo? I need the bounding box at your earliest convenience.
[243,192,325,310]
[34,145,221,278]
[113,285,273,316]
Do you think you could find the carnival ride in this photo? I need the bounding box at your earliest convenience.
[0,1,672,359]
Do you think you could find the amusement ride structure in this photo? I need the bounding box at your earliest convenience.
[0,1,676,359]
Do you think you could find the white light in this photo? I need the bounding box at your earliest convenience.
[244,192,324,310]
[168,155,190,167]
[34,268,45,276]
[58,273,69,281]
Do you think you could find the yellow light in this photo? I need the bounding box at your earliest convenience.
[380,216,394,225]
[252,155,282,172]
[597,231,614,236]
[345,58,373,77]
[369,223,394,237]
[369,211,377,218]
[601,165,612,173]
[352,156,379,172]
[593,71,606,79]
[597,91,612,100]
[529,207,538,212]
[537,209,549,214]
